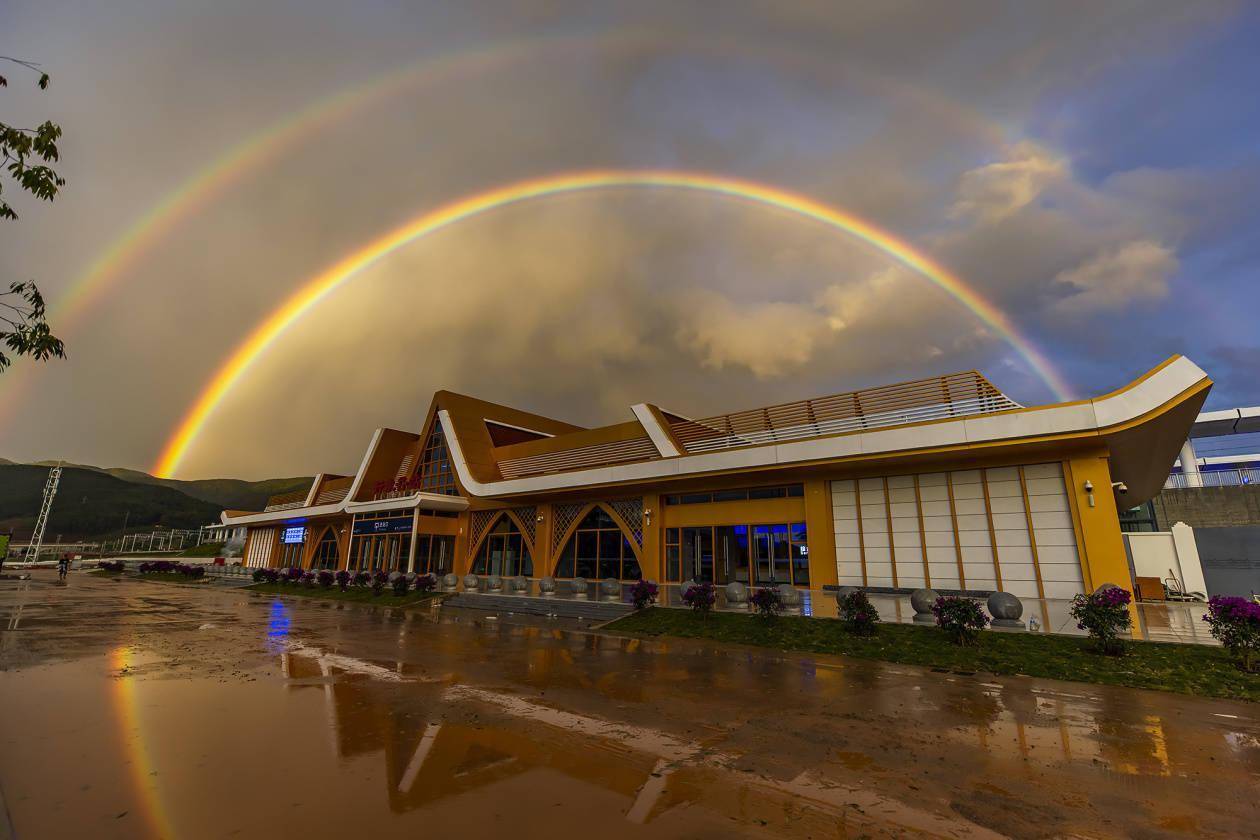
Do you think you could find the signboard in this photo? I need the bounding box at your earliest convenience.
[353,516,413,536]
[281,526,307,545]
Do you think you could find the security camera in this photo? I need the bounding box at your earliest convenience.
[1083,480,1093,493]
[1112,481,1128,494]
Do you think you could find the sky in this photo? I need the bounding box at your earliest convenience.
[2,0,1258,480]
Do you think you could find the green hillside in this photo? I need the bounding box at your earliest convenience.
[0,465,223,540]
[25,460,312,510]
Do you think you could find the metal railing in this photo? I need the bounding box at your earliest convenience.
[263,490,309,511]
[671,371,1021,455]
[498,436,661,480]
[1164,468,1260,489]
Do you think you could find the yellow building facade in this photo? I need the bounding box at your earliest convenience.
[224,356,1210,599]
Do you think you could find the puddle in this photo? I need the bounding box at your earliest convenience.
[2,573,1259,838]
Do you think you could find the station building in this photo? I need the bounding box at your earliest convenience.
[222,356,1210,600]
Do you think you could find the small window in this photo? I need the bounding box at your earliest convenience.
[711,489,748,502]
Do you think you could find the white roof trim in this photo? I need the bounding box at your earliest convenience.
[440,357,1209,498]
[631,403,681,458]
[344,493,469,514]
[303,473,325,508]
[484,418,555,439]
[222,502,346,526]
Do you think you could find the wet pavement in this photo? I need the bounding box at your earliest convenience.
[1,572,1258,839]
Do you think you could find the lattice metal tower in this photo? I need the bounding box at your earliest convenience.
[24,462,62,564]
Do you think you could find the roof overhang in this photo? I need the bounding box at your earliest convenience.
[344,493,469,515]
[440,356,1210,506]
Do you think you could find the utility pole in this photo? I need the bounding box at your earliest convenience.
[25,463,62,564]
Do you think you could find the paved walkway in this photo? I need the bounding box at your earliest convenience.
[2,572,1254,838]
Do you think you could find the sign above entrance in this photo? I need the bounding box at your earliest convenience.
[353,516,413,535]
[281,526,306,545]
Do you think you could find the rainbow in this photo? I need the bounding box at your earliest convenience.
[111,646,177,838]
[153,169,1071,478]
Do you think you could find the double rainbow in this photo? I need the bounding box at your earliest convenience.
[153,169,1070,478]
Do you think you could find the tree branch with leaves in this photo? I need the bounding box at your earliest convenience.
[1,55,66,372]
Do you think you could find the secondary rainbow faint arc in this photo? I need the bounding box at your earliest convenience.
[153,169,1072,478]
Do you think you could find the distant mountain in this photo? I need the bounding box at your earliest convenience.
[0,464,224,540]
[23,460,312,511]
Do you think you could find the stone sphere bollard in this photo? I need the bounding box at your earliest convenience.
[388,571,402,582]
[725,581,748,606]
[599,578,621,599]
[462,573,480,592]
[1094,582,1122,596]
[442,573,459,591]
[538,576,556,595]
[486,575,503,592]
[681,579,699,597]
[403,572,416,585]
[570,577,588,597]
[510,576,528,593]
[834,585,860,608]
[910,588,940,623]
[778,584,801,608]
[987,591,1026,629]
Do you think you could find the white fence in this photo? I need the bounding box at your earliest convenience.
[1164,468,1260,489]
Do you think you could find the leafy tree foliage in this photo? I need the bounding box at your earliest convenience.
[1,56,66,371]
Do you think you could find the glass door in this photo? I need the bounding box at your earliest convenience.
[753,524,792,584]
[681,527,714,582]
[715,525,749,584]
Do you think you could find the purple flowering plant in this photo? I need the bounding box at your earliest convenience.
[317,570,335,589]
[334,569,351,591]
[1202,595,1260,672]
[750,586,783,619]
[415,573,437,593]
[932,596,989,645]
[629,579,659,611]
[681,581,716,617]
[1070,586,1132,655]
[371,570,390,595]
[838,589,880,636]
[391,574,410,596]
[352,570,371,588]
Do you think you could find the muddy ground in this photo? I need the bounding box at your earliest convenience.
[1,572,1257,839]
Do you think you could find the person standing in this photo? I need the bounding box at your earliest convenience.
[57,553,70,582]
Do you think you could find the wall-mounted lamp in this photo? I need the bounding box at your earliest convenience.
[644,508,652,525]
[1083,479,1095,508]
[536,514,545,523]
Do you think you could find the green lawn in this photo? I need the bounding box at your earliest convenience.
[244,582,445,609]
[180,541,227,557]
[606,608,1260,703]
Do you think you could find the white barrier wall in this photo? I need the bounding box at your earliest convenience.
[832,462,1085,598]
[1125,522,1208,597]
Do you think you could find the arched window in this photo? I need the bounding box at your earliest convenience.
[471,517,532,577]
[554,507,642,581]
[312,528,340,570]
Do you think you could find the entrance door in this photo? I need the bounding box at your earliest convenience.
[753,524,791,584]
[714,525,749,584]
[681,527,715,582]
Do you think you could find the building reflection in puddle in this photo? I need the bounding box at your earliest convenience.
[272,618,1258,835]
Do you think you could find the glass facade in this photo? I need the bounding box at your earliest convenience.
[311,528,340,569]
[416,424,458,495]
[554,508,643,580]
[665,522,808,586]
[471,517,532,577]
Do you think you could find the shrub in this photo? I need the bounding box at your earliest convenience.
[932,596,989,645]
[300,571,316,586]
[681,581,716,616]
[179,563,205,579]
[391,575,410,597]
[750,586,783,619]
[1070,586,1132,655]
[838,589,880,636]
[252,567,267,583]
[629,579,659,611]
[282,566,303,585]
[317,570,335,589]
[352,571,371,588]
[415,573,437,593]
[335,570,351,591]
[261,568,280,584]
[371,571,389,596]
[99,560,126,573]
[1202,595,1260,672]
